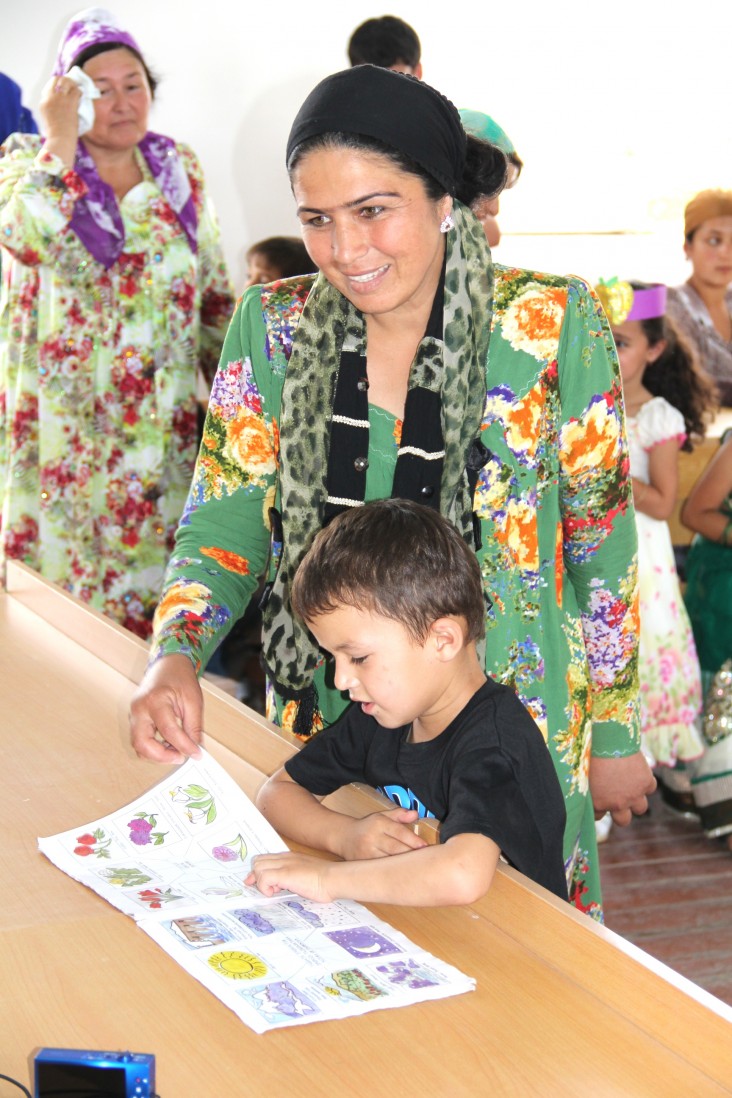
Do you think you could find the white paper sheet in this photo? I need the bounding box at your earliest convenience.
[38,750,475,1032]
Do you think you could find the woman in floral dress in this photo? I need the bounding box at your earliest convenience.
[130,66,655,917]
[0,9,233,637]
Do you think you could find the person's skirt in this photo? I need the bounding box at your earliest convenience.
[684,535,732,838]
[636,513,704,766]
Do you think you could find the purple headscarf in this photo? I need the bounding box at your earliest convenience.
[53,6,143,76]
[52,7,198,266]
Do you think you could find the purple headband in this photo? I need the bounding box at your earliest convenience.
[54,7,143,75]
[627,284,667,321]
[595,279,667,325]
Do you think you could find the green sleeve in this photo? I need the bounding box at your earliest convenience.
[150,288,280,672]
[556,277,641,758]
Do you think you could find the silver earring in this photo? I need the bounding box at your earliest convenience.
[440,212,455,233]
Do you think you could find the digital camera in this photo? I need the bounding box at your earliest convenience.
[34,1047,155,1097]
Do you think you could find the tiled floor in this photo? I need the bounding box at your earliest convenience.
[599,790,732,1008]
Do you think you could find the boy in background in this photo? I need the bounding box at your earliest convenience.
[247,499,567,906]
[347,15,422,77]
[244,235,316,288]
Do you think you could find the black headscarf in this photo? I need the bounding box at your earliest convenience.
[286,65,466,196]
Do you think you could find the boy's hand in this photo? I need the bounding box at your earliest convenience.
[336,808,428,860]
[247,833,499,907]
[246,852,333,903]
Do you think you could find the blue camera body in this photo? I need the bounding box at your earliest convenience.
[34,1047,155,1097]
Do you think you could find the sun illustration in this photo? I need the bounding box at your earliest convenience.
[207,950,267,980]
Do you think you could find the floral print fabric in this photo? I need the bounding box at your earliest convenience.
[152,267,641,918]
[627,398,704,766]
[0,133,234,636]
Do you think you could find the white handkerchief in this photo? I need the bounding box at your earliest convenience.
[66,65,101,136]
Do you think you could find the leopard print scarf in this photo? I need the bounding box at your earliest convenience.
[261,201,493,734]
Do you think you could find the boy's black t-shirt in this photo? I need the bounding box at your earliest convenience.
[285,678,568,901]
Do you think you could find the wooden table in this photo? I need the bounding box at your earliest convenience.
[2,562,732,1097]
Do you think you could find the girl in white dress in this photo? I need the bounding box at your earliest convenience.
[597,280,717,798]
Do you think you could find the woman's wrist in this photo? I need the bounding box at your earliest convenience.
[35,141,75,174]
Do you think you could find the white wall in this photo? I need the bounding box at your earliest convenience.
[3,1,731,290]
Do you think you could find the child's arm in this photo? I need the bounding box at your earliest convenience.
[632,437,680,521]
[256,767,428,860]
[245,832,500,906]
[681,435,732,542]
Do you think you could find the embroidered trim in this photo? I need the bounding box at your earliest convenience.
[397,446,446,460]
[325,496,366,508]
[332,415,369,428]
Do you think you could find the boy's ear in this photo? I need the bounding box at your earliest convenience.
[428,616,465,661]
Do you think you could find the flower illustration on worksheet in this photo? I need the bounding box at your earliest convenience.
[212,834,248,863]
[127,812,168,846]
[169,783,217,824]
[100,866,153,888]
[137,887,184,909]
[73,829,111,859]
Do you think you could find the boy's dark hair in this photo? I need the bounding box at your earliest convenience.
[291,499,485,643]
[347,16,421,70]
[630,282,718,450]
[246,236,316,279]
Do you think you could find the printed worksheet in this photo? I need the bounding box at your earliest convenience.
[38,750,475,1032]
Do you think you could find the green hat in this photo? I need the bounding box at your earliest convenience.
[459,108,516,157]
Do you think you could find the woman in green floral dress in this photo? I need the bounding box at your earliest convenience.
[130,65,655,917]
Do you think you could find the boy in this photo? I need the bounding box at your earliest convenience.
[244,235,316,288]
[346,16,422,78]
[246,500,567,906]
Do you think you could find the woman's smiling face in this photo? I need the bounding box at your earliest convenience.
[292,147,450,323]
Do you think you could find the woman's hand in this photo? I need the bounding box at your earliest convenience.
[589,752,657,826]
[129,654,204,764]
[38,75,81,168]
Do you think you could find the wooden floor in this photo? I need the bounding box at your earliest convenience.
[599,790,732,1008]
